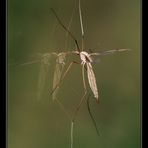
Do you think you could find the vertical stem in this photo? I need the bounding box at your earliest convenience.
[70,121,74,148]
[79,0,84,51]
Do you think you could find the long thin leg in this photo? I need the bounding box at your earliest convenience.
[72,64,87,122]
[50,61,80,96]
[72,89,87,122]
[70,64,87,148]
[70,90,87,148]
[72,64,87,119]
[86,94,100,136]
[64,0,77,50]
[55,98,71,120]
[50,8,80,52]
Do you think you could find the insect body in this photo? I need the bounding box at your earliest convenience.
[80,51,98,101]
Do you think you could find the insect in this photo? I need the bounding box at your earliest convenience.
[17,0,130,147]
[49,1,130,147]
[50,0,130,107]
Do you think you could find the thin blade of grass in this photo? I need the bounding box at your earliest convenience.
[79,0,84,50]
[70,121,74,148]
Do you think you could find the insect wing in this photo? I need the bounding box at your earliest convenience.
[52,53,66,100]
[86,63,99,101]
[90,49,130,56]
[37,54,51,100]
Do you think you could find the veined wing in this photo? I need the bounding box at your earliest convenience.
[52,53,66,100]
[37,61,49,100]
[13,53,43,67]
[17,52,51,66]
[14,53,51,100]
[86,62,99,102]
[18,60,40,66]
[90,48,130,56]
[37,53,52,100]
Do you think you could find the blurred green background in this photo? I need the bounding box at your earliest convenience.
[8,0,140,148]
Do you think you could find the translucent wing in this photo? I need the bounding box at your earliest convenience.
[86,63,99,101]
[37,62,48,100]
[52,53,66,100]
[19,60,40,66]
[90,48,130,56]
[16,53,46,67]
[15,52,52,100]
[37,53,51,100]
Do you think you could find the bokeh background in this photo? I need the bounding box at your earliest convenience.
[8,0,140,148]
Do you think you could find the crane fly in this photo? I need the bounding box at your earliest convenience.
[50,2,130,105]
[17,0,130,147]
[50,1,130,147]
[19,1,130,104]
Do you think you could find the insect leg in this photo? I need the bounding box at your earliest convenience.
[50,61,80,97]
[72,63,87,122]
[87,94,100,136]
[50,8,80,52]
[54,98,71,120]
[70,64,87,148]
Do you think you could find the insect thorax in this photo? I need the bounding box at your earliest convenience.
[80,51,92,63]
